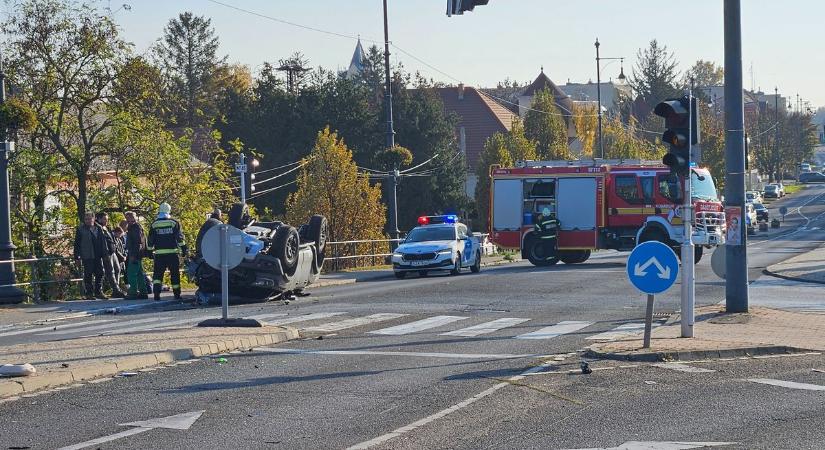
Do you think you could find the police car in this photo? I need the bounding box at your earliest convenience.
[392,215,482,279]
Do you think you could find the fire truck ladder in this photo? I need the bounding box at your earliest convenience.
[516,158,664,168]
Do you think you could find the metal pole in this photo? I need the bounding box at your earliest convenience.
[681,86,695,338]
[775,87,780,183]
[724,0,748,312]
[383,0,399,241]
[0,54,25,304]
[643,294,655,349]
[220,225,229,320]
[595,38,604,159]
[239,153,246,205]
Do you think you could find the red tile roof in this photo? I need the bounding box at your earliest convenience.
[432,86,518,169]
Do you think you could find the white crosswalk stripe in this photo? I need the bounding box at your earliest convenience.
[0,319,117,338]
[514,320,593,340]
[99,315,215,334]
[440,318,530,337]
[302,314,408,333]
[586,321,663,341]
[265,312,347,326]
[369,315,468,335]
[42,317,167,336]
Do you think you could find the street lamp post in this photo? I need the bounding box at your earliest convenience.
[382,0,399,243]
[0,56,25,304]
[594,39,626,159]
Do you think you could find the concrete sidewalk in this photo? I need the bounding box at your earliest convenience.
[764,244,825,284]
[588,305,825,362]
[0,324,299,399]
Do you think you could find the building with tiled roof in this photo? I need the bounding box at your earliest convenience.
[516,69,577,143]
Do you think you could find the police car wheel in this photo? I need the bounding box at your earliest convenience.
[470,251,481,273]
[450,253,462,275]
[394,271,407,279]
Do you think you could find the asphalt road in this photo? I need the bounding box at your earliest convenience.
[2,185,825,449]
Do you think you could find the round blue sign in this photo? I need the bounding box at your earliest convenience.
[626,241,680,294]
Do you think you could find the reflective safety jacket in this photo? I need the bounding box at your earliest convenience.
[147,217,185,255]
[533,215,559,240]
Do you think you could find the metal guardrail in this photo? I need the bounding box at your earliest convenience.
[0,256,83,300]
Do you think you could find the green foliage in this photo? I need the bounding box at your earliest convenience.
[377,145,413,170]
[0,98,37,133]
[474,133,514,231]
[524,88,570,160]
[285,127,386,242]
[629,40,680,106]
[602,116,666,160]
[506,117,537,162]
[684,60,724,93]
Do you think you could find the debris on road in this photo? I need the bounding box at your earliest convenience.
[580,361,592,374]
[216,357,228,364]
[0,363,36,377]
[117,372,138,377]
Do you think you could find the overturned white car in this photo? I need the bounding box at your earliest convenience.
[187,203,328,303]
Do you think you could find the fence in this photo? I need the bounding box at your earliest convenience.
[0,256,83,302]
[322,238,404,272]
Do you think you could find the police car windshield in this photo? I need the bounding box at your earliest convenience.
[405,227,456,243]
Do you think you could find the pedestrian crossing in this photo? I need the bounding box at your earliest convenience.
[0,310,665,344]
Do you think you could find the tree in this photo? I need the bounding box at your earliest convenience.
[629,40,680,107]
[474,133,513,231]
[602,116,666,160]
[506,117,537,162]
[683,60,724,93]
[524,88,570,160]
[572,103,598,157]
[2,0,134,225]
[156,12,226,127]
[285,127,386,243]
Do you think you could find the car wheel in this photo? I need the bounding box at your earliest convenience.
[306,215,329,265]
[228,202,249,229]
[272,225,300,276]
[470,251,481,273]
[450,253,462,275]
[394,271,406,279]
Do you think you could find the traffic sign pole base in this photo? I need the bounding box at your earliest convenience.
[197,318,265,328]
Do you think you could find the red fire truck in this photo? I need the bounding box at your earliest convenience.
[488,159,725,266]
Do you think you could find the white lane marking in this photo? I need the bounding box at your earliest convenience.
[58,410,204,450]
[0,319,117,338]
[440,318,530,337]
[43,317,167,336]
[563,442,736,450]
[528,270,623,274]
[257,348,535,360]
[57,427,149,450]
[586,322,663,341]
[267,312,347,326]
[369,315,467,335]
[347,361,556,449]
[653,363,716,373]
[302,313,407,333]
[245,313,289,321]
[747,378,825,391]
[514,320,594,340]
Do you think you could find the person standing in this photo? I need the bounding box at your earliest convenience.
[73,212,106,300]
[112,226,127,290]
[147,203,187,301]
[124,211,148,300]
[95,212,125,298]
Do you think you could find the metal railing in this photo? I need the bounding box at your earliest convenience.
[323,238,404,272]
[0,256,83,301]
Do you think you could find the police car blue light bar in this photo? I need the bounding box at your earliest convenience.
[417,215,458,225]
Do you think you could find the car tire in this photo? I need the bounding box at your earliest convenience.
[450,253,462,276]
[560,250,590,264]
[272,225,300,276]
[673,245,703,264]
[394,271,406,279]
[470,251,481,273]
[306,215,329,268]
[228,202,249,229]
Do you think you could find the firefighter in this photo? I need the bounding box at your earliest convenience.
[533,207,559,261]
[147,202,187,301]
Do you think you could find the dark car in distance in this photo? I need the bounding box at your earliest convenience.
[753,203,769,222]
[799,172,825,183]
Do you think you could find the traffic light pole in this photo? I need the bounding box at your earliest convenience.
[681,88,695,338]
[0,57,25,304]
[724,0,749,312]
[238,153,247,205]
[383,0,399,242]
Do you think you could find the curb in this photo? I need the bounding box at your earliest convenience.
[313,258,519,287]
[585,344,813,363]
[0,327,300,399]
[762,268,825,286]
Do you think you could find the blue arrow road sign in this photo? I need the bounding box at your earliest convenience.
[626,241,679,294]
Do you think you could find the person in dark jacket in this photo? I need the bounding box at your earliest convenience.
[147,203,187,301]
[112,226,126,288]
[95,212,125,298]
[123,211,149,300]
[74,212,107,300]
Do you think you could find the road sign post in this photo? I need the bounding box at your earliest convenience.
[235,153,247,205]
[627,241,680,348]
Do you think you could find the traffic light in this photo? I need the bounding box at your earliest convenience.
[446,0,489,16]
[654,95,700,176]
[246,157,259,199]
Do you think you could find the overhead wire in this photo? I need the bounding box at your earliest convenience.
[250,160,309,187]
[249,180,298,199]
[253,160,303,175]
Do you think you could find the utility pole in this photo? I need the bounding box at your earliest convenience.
[595,39,603,159]
[681,81,695,337]
[775,87,780,182]
[383,0,399,241]
[0,55,25,304]
[724,0,748,312]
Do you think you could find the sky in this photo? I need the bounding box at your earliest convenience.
[99,0,823,108]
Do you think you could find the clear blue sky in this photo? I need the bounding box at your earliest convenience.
[106,0,823,107]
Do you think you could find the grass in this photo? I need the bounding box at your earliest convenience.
[783,184,804,195]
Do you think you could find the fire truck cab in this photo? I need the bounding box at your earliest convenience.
[489,159,725,266]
